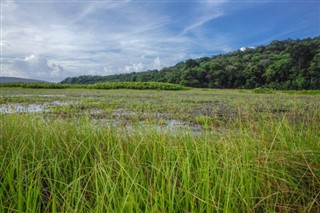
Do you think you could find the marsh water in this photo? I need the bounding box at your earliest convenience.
[0,101,74,113]
[1,88,319,136]
[0,92,208,134]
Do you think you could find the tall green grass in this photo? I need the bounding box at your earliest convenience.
[281,90,320,95]
[1,110,319,212]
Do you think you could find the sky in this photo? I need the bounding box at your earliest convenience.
[1,0,319,82]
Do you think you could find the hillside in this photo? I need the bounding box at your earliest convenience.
[0,77,48,84]
[61,36,320,90]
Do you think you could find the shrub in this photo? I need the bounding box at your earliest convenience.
[87,82,188,90]
[252,87,276,94]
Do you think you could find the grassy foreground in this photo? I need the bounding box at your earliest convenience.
[0,89,320,212]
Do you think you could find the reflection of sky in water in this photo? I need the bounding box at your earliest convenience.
[1,95,66,98]
[0,101,74,114]
[91,118,215,137]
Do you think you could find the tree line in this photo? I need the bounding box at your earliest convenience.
[61,36,320,90]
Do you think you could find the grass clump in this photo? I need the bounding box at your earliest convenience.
[1,88,319,212]
[281,90,320,95]
[21,83,71,89]
[0,82,73,89]
[252,87,276,94]
[1,110,319,212]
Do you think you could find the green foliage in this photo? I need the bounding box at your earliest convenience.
[0,82,24,87]
[281,90,320,95]
[0,82,71,89]
[87,82,188,90]
[252,87,276,94]
[21,82,71,89]
[60,36,320,90]
[0,82,187,90]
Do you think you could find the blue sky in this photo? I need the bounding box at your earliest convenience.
[1,0,319,82]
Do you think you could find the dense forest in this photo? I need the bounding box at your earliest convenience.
[61,37,320,89]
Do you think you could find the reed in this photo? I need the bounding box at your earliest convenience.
[1,109,319,212]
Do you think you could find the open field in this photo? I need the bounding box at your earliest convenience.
[1,87,320,212]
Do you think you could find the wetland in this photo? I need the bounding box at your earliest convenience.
[1,87,319,212]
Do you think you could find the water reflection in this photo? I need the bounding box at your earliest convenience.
[0,101,74,114]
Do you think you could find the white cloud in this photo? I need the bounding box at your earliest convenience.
[103,66,114,75]
[180,1,228,35]
[240,46,255,51]
[2,0,18,11]
[1,54,66,82]
[153,57,166,70]
[124,63,145,73]
[0,40,12,48]
[88,69,99,76]
[1,1,233,81]
[181,11,224,35]
[2,0,314,83]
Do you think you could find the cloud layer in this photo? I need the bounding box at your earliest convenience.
[1,0,319,82]
[2,54,65,82]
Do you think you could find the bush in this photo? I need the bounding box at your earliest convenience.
[0,82,71,89]
[0,82,24,87]
[21,83,71,89]
[252,87,276,94]
[281,90,320,95]
[87,82,188,90]
[0,82,187,90]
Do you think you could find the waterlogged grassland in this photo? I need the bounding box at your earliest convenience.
[1,87,320,212]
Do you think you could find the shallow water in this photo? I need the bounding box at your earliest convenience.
[90,117,213,136]
[0,101,74,114]
[1,94,66,98]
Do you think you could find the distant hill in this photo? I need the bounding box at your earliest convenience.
[61,36,320,90]
[0,77,48,84]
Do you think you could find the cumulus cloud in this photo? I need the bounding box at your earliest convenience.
[103,66,115,75]
[85,66,117,76]
[240,46,256,51]
[1,54,65,82]
[124,63,145,73]
[2,0,18,12]
[153,57,166,70]
[1,1,233,81]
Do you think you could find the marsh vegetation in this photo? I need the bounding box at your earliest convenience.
[1,87,319,212]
